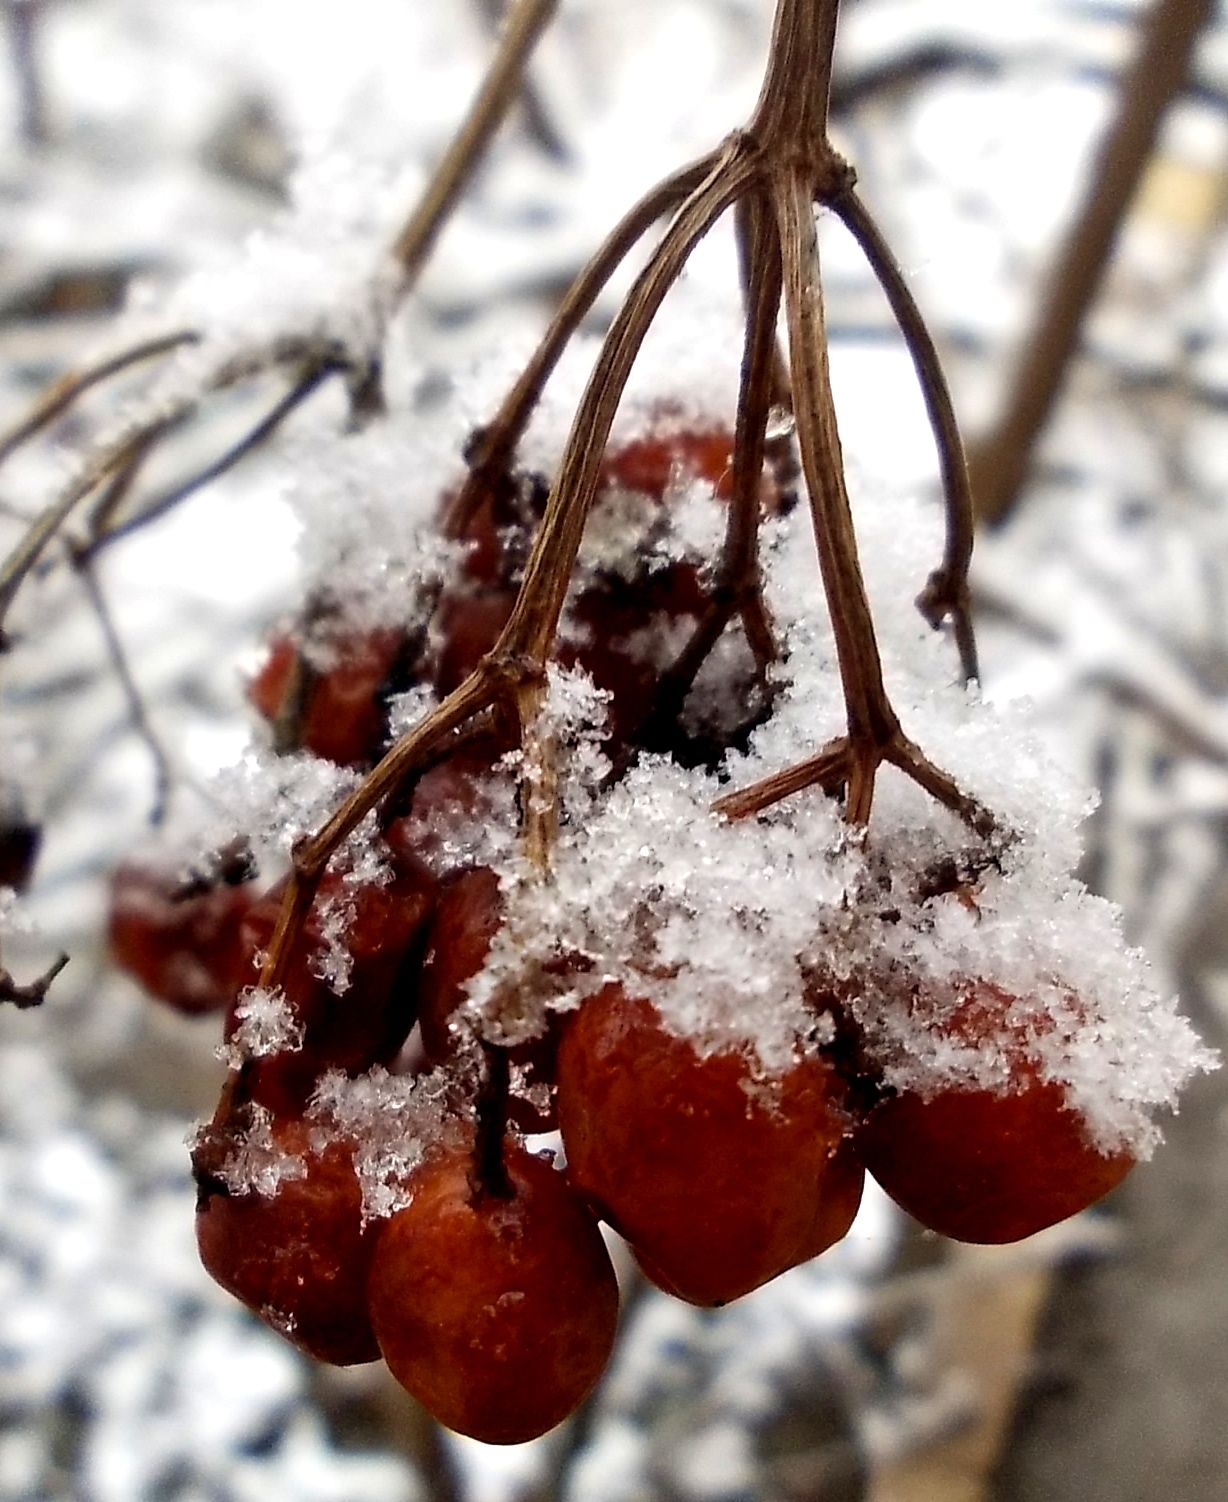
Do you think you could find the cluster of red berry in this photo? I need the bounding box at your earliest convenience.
[106,421,1132,1446]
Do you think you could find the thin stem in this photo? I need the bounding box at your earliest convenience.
[713,736,849,821]
[74,553,172,823]
[472,0,568,161]
[969,0,1214,525]
[628,192,784,751]
[389,0,559,287]
[80,363,336,561]
[472,1042,513,1200]
[498,143,757,666]
[448,154,715,537]
[775,171,897,802]
[833,187,980,685]
[0,331,195,470]
[0,416,177,645]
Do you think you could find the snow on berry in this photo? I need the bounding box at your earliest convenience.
[221,987,305,1066]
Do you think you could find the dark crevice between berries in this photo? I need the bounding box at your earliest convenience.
[0,818,41,892]
[472,1042,514,1202]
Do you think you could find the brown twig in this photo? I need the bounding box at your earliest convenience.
[390,0,559,287]
[0,0,560,632]
[472,0,568,162]
[72,550,173,823]
[447,154,716,538]
[833,187,980,685]
[0,331,196,469]
[968,0,1215,525]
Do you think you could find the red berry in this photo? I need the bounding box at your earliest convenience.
[431,589,515,698]
[417,866,558,1131]
[109,860,255,1016]
[230,858,436,1113]
[248,626,409,767]
[195,1116,380,1365]
[599,420,737,499]
[367,1135,619,1444]
[556,985,862,1306]
[854,984,1134,1243]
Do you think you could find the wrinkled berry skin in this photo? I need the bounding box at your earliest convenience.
[368,1139,619,1445]
[195,1120,380,1366]
[857,1077,1133,1244]
[109,861,255,1015]
[557,985,863,1306]
[248,627,409,768]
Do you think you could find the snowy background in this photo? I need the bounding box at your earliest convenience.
[1,1,1227,1498]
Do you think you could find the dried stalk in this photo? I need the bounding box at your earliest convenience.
[213,0,1001,1119]
[0,0,559,637]
[833,187,979,684]
[968,0,1214,525]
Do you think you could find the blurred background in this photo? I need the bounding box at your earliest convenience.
[1,0,1226,1497]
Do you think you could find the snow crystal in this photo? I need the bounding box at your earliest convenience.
[221,987,304,1066]
[309,1066,467,1222]
[203,1105,305,1200]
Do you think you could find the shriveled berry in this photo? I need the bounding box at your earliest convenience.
[368,1136,619,1444]
[557,985,862,1305]
[109,860,255,1015]
[195,1117,379,1365]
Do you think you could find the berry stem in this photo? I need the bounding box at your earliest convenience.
[831,187,979,685]
[445,153,717,540]
[776,166,899,819]
[389,0,559,289]
[473,1042,514,1201]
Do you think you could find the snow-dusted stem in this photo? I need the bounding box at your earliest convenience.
[0,332,195,469]
[777,171,898,822]
[496,146,756,665]
[833,188,979,686]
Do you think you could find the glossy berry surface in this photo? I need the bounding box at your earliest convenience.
[556,984,862,1306]
[109,861,254,1015]
[367,1137,619,1444]
[858,1074,1133,1244]
[195,1119,379,1365]
[855,983,1134,1243]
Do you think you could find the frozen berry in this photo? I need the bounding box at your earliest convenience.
[557,984,862,1305]
[368,1134,618,1443]
[195,1116,379,1365]
[109,859,255,1015]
